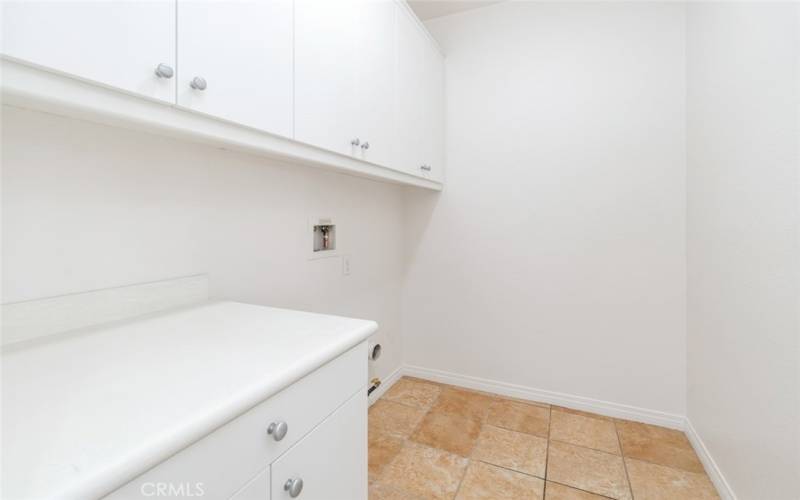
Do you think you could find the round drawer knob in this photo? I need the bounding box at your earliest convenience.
[267,421,288,441]
[284,477,303,497]
[190,76,207,91]
[154,63,174,79]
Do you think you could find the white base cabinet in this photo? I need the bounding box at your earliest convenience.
[229,391,366,500]
[271,391,367,500]
[104,343,368,500]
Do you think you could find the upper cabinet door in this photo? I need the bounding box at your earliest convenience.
[351,0,395,167]
[177,0,293,137]
[295,0,361,157]
[394,6,444,182]
[421,38,445,183]
[295,0,395,166]
[1,1,176,103]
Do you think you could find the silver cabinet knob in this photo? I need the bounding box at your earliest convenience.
[351,138,360,146]
[154,63,174,79]
[360,141,370,150]
[284,478,303,497]
[267,421,288,441]
[190,76,207,91]
[420,165,432,171]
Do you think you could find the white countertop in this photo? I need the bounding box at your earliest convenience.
[1,301,378,500]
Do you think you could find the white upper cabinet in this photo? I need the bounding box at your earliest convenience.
[394,5,445,182]
[1,0,444,188]
[1,1,176,103]
[352,0,396,167]
[177,0,293,137]
[294,0,395,167]
[294,0,360,157]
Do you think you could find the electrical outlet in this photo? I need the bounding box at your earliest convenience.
[342,255,351,276]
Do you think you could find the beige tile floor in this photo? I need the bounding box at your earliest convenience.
[368,377,720,500]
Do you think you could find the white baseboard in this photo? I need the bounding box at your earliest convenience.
[380,364,735,499]
[368,364,404,406]
[684,418,737,500]
[402,364,685,430]
[374,364,733,498]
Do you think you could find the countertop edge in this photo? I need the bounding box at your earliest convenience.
[56,319,379,500]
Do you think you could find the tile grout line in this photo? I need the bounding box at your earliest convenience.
[469,458,617,500]
[450,454,470,498]
[622,455,712,477]
[547,438,625,458]
[543,403,552,498]
[614,420,635,500]
[468,400,553,483]
[546,479,618,500]
[464,394,552,496]
[483,420,550,439]
[470,457,545,481]
[549,408,627,453]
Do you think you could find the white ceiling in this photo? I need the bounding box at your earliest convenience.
[407,0,506,21]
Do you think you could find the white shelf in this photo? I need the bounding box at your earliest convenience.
[0,57,443,191]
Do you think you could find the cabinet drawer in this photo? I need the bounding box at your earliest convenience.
[271,390,367,500]
[106,342,367,500]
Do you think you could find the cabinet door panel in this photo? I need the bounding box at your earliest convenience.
[294,0,362,157]
[394,8,428,176]
[270,391,367,500]
[177,0,293,137]
[421,38,445,182]
[295,0,395,166]
[394,8,444,181]
[352,0,395,167]
[1,1,176,103]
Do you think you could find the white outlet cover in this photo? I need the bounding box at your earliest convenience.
[342,255,351,275]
